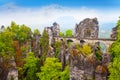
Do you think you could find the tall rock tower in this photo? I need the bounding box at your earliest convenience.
[45,22,60,46]
[74,18,99,39]
[111,26,117,39]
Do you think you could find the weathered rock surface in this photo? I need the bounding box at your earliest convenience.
[52,22,60,37]
[0,56,18,80]
[0,25,5,32]
[69,43,112,80]
[47,46,55,57]
[74,18,99,39]
[45,22,60,46]
[69,53,86,80]
[7,57,18,80]
[7,68,18,80]
[111,27,117,39]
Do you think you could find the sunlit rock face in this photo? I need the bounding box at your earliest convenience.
[111,27,117,39]
[45,22,60,46]
[74,18,99,39]
[7,68,18,80]
[52,22,60,37]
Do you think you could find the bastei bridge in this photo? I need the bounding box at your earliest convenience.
[54,37,115,52]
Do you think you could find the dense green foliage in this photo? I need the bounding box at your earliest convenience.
[65,29,72,37]
[23,52,39,80]
[39,29,49,63]
[37,58,69,80]
[0,22,69,80]
[80,44,92,56]
[10,22,32,43]
[0,27,15,69]
[75,43,92,56]
[60,65,70,80]
[37,58,61,80]
[34,29,40,36]
[0,29,15,56]
[108,18,120,80]
[53,41,62,57]
[59,32,64,37]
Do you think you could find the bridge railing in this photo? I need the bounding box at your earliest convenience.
[54,36,116,41]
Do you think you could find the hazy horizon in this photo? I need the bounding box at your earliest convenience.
[0,0,120,38]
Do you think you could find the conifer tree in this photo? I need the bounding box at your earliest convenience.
[39,29,49,64]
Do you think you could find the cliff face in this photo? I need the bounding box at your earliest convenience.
[111,27,117,39]
[69,43,112,80]
[45,22,60,46]
[74,18,99,39]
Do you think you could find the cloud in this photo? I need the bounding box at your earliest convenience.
[0,4,119,32]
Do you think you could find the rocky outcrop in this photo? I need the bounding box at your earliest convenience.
[74,18,99,39]
[52,22,60,37]
[111,27,117,39]
[0,56,18,80]
[69,43,112,80]
[7,68,18,80]
[0,25,5,32]
[45,22,60,46]
[47,46,55,57]
[7,57,18,80]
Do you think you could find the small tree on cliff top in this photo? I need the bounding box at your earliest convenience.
[65,29,72,37]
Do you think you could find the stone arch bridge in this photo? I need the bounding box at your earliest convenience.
[54,37,115,52]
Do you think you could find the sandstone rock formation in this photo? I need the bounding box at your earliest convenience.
[74,18,99,39]
[69,42,112,80]
[7,57,18,80]
[52,22,60,37]
[45,22,60,46]
[111,26,117,39]
[0,25,5,32]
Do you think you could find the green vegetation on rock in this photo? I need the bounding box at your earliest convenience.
[39,29,49,64]
[37,58,69,80]
[23,52,39,80]
[108,18,120,80]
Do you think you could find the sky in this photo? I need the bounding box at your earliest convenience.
[0,0,120,38]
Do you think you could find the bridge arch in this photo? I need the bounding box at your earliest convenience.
[98,41,107,53]
[82,39,114,52]
[54,37,114,52]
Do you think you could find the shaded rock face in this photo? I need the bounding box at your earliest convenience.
[32,34,41,57]
[52,22,60,37]
[0,56,18,80]
[47,46,55,57]
[45,22,60,46]
[70,54,86,80]
[69,44,112,80]
[69,53,112,80]
[0,25,5,32]
[111,27,117,39]
[74,18,99,39]
[0,66,8,80]
[7,57,18,80]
